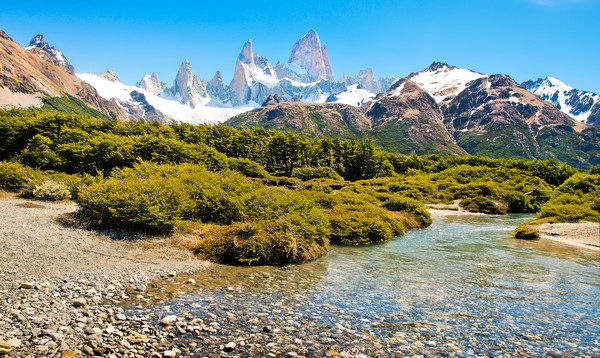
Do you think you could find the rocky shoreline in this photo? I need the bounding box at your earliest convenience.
[0,196,211,357]
[0,196,408,357]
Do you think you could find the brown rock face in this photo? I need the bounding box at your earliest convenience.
[26,34,75,74]
[365,80,467,155]
[0,30,120,118]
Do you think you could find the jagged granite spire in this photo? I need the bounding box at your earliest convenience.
[281,30,334,82]
[25,34,75,74]
[172,60,208,108]
[137,72,168,95]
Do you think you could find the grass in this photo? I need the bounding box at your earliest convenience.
[15,201,46,208]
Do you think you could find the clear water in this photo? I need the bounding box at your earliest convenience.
[151,214,600,356]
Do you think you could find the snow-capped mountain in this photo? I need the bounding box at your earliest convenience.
[339,68,397,95]
[170,59,210,108]
[406,62,486,105]
[229,40,279,106]
[77,30,397,124]
[137,73,168,96]
[522,77,600,125]
[26,34,75,74]
[78,70,253,124]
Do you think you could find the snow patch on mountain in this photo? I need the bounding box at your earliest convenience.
[78,73,255,124]
[522,76,600,123]
[325,84,376,106]
[409,63,486,104]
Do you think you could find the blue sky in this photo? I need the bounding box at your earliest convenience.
[2,0,599,93]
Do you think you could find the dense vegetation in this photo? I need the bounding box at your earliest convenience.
[0,109,593,264]
[515,166,600,239]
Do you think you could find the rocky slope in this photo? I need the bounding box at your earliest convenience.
[0,31,121,117]
[227,101,371,138]
[444,74,598,167]
[365,80,466,155]
[522,77,600,125]
[26,34,75,74]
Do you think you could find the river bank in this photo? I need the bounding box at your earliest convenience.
[0,195,210,357]
[426,200,486,217]
[1,196,598,357]
[535,222,600,252]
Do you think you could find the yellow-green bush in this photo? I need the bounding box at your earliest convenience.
[538,204,599,223]
[195,210,330,265]
[0,162,42,192]
[326,204,405,245]
[227,157,270,178]
[514,224,540,240]
[292,166,343,181]
[460,196,508,215]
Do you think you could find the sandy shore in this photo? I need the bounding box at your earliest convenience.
[427,200,486,217]
[0,196,210,284]
[535,222,600,252]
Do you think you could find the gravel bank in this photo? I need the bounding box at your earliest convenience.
[0,196,210,357]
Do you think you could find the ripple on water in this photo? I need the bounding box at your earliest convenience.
[133,214,599,356]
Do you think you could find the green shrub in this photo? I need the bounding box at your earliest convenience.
[76,165,194,232]
[0,162,41,192]
[538,203,599,223]
[514,224,540,240]
[227,157,269,178]
[195,210,330,265]
[326,204,405,245]
[460,196,508,215]
[382,196,422,212]
[31,180,71,201]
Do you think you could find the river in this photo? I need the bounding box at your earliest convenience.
[141,214,600,356]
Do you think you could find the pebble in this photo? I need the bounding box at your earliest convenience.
[18,282,34,289]
[71,297,87,307]
[160,315,178,326]
[0,341,10,355]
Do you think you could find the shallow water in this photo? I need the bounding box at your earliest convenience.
[148,214,600,356]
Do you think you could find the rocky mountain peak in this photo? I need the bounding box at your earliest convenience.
[284,30,334,82]
[137,72,167,95]
[25,33,75,74]
[28,34,46,47]
[239,40,254,66]
[209,70,223,85]
[426,62,450,72]
[262,94,286,107]
[99,69,121,83]
[172,60,208,108]
[207,70,228,101]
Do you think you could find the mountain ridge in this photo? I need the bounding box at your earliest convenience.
[228,63,599,168]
